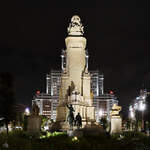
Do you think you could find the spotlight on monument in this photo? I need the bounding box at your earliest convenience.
[129,105,135,119]
[72,136,79,142]
[99,109,103,117]
[130,111,135,119]
[43,125,49,131]
[25,107,30,116]
[0,117,4,121]
[139,101,146,111]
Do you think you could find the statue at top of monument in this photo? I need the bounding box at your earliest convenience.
[67,15,84,36]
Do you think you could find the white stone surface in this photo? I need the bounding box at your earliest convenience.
[110,117,122,133]
[56,16,95,127]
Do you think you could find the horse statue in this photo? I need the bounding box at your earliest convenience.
[66,104,75,130]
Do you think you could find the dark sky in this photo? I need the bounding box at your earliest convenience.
[0,1,150,116]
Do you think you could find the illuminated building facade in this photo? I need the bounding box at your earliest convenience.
[129,89,149,119]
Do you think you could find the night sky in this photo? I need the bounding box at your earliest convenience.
[0,1,149,116]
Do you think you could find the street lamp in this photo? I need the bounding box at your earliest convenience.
[139,101,146,111]
[130,111,135,119]
[138,101,146,130]
[25,107,30,116]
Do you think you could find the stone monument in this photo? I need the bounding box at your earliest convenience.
[110,104,122,134]
[27,102,41,133]
[54,15,95,131]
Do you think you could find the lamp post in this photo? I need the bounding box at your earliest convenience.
[25,107,30,116]
[139,100,145,130]
[129,105,135,131]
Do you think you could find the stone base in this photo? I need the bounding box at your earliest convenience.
[56,106,67,121]
[110,116,122,134]
[56,105,95,122]
[27,116,41,133]
[50,119,100,133]
[50,121,70,132]
[55,104,96,131]
[68,124,103,137]
[86,106,95,120]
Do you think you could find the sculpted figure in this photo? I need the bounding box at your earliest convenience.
[32,102,39,116]
[110,104,121,116]
[66,104,75,130]
[75,113,82,129]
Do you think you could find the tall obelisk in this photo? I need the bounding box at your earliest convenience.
[56,15,95,128]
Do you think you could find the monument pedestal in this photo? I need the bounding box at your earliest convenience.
[56,106,67,122]
[52,16,96,131]
[50,121,70,132]
[110,116,122,134]
[27,116,41,133]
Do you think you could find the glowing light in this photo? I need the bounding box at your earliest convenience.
[0,117,4,121]
[129,105,133,111]
[110,91,114,94]
[99,109,103,117]
[134,103,138,110]
[44,125,49,131]
[15,126,22,129]
[39,132,66,139]
[130,111,135,118]
[25,108,30,115]
[139,101,146,111]
[72,136,79,142]
[36,90,40,94]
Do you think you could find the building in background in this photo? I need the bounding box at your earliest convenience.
[33,69,118,121]
[129,89,150,120]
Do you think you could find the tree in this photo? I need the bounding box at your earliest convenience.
[0,72,16,134]
[126,119,131,131]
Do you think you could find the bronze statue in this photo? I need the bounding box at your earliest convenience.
[75,113,82,129]
[66,104,75,130]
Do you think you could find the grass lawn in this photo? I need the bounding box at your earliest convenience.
[0,131,150,150]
